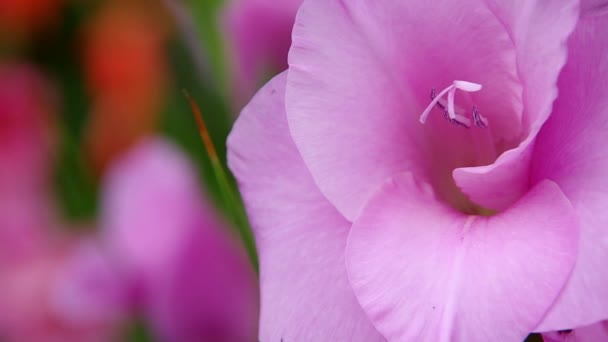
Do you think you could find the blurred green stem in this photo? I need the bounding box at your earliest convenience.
[162,0,217,91]
[184,90,258,270]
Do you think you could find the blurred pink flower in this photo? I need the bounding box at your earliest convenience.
[0,63,56,263]
[223,0,302,107]
[228,0,608,340]
[0,238,124,342]
[0,63,125,341]
[101,138,259,341]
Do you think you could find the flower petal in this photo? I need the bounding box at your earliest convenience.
[50,240,126,325]
[454,0,579,210]
[145,211,259,342]
[532,12,608,330]
[346,173,578,341]
[543,321,608,342]
[101,138,201,278]
[228,72,384,341]
[102,138,259,341]
[286,0,521,220]
[223,0,302,106]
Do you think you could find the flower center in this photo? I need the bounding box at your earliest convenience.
[416,80,501,216]
[419,80,488,128]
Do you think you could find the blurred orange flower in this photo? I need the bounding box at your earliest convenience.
[83,1,171,174]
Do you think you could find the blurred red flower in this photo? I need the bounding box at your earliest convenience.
[83,2,170,174]
[0,0,62,40]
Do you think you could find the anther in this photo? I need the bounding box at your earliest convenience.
[420,80,486,129]
[472,106,488,128]
[430,89,450,121]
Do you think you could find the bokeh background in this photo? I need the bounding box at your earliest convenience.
[0,0,282,340]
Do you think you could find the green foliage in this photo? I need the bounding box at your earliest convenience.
[122,318,155,342]
[35,2,99,221]
[183,0,230,92]
[163,35,258,269]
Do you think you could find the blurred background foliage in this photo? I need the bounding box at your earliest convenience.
[0,1,256,339]
[1,0,256,258]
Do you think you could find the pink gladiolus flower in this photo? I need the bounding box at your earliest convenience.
[223,0,302,106]
[228,0,608,340]
[542,321,608,342]
[101,138,259,342]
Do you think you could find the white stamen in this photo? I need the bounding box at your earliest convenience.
[452,113,472,127]
[437,98,465,114]
[419,84,454,124]
[419,80,484,128]
[453,80,482,92]
[447,87,457,120]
